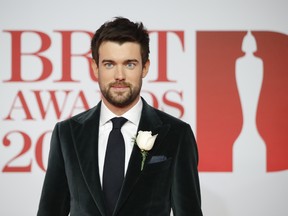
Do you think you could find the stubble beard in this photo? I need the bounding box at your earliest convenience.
[101,81,142,108]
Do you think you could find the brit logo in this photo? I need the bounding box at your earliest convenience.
[196,31,288,172]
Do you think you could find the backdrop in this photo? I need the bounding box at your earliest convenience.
[0,0,287,215]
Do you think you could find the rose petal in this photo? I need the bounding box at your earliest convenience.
[144,134,158,151]
[136,131,158,151]
[136,131,151,149]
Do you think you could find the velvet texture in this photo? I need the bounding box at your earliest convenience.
[37,98,203,216]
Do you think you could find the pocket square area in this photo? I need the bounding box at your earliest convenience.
[148,155,167,164]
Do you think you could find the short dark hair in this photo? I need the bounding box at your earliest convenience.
[91,17,150,66]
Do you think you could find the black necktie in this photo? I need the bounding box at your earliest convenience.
[103,117,127,216]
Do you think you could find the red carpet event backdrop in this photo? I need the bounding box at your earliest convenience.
[0,0,287,215]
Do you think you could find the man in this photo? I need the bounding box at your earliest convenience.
[37,17,203,216]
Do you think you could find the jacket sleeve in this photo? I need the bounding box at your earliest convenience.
[171,124,203,216]
[37,123,70,216]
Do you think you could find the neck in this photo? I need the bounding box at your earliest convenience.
[102,96,141,116]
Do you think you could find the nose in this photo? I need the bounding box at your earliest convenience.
[114,65,125,80]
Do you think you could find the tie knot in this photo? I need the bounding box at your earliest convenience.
[111,117,127,129]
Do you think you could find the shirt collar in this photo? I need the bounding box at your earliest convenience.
[100,98,143,126]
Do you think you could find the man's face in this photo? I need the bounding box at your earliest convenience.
[92,41,149,109]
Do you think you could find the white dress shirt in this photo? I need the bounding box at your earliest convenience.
[98,99,142,186]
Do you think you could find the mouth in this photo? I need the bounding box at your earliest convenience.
[110,82,130,91]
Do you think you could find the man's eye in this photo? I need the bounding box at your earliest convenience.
[104,63,114,69]
[126,63,136,69]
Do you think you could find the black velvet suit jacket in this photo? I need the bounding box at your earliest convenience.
[37,99,203,216]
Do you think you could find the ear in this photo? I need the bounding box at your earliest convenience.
[91,59,99,79]
[142,59,150,78]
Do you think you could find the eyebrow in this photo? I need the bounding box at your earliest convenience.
[101,59,139,64]
[101,59,114,64]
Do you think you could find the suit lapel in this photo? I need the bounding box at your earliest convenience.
[114,99,170,214]
[70,103,106,216]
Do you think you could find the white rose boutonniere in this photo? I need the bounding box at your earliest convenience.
[135,131,158,171]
